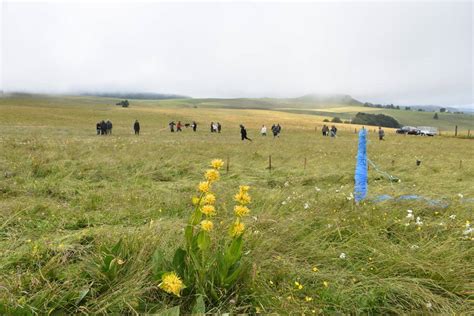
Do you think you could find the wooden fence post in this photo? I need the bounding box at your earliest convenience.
[304,157,307,170]
[460,160,462,169]
[455,125,458,137]
[268,155,272,172]
[468,130,471,137]
[226,156,230,173]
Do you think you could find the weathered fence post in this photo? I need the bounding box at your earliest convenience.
[226,156,230,173]
[455,125,458,137]
[268,155,272,172]
[468,130,471,137]
[460,160,462,169]
[304,157,307,170]
[391,160,395,166]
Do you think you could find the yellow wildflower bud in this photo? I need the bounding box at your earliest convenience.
[323,281,329,288]
[204,169,220,182]
[210,159,224,170]
[198,181,210,193]
[305,296,313,302]
[159,272,185,297]
[234,205,250,217]
[192,196,201,205]
[203,193,216,205]
[200,220,213,232]
[239,185,250,193]
[201,204,216,216]
[231,220,245,237]
[312,267,319,272]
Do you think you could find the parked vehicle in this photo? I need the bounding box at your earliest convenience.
[396,126,420,135]
[418,126,438,136]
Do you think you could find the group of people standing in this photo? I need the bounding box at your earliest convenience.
[210,122,222,133]
[168,121,199,132]
[260,124,282,138]
[96,120,113,135]
[321,124,338,137]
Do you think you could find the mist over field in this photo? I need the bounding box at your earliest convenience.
[1,1,473,107]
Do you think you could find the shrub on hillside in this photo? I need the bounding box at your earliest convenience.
[331,117,343,123]
[351,112,401,128]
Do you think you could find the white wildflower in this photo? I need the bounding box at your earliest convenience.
[284,181,289,187]
[449,214,456,220]
[410,245,419,250]
[426,302,432,309]
[457,193,464,198]
[281,201,287,205]
[315,187,321,192]
[304,202,310,209]
[415,217,423,226]
[339,252,346,259]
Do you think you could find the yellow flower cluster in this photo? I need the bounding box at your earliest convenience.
[200,220,214,232]
[231,185,251,237]
[159,272,185,297]
[197,159,224,231]
[234,185,251,205]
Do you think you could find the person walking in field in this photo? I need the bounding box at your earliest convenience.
[100,120,107,135]
[176,121,183,132]
[217,122,222,133]
[210,122,215,132]
[240,124,252,142]
[378,126,385,140]
[169,121,176,132]
[134,120,140,135]
[96,121,101,135]
[192,121,197,132]
[261,125,267,136]
[330,125,337,137]
[322,125,328,136]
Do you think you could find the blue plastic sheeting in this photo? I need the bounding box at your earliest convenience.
[372,194,449,208]
[354,129,368,202]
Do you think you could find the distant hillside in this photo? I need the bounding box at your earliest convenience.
[80,92,190,100]
[293,93,363,105]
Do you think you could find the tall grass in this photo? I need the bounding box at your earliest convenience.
[0,96,473,313]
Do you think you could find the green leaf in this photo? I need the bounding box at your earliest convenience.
[159,305,180,316]
[190,208,202,226]
[111,239,122,256]
[192,295,206,314]
[224,263,242,287]
[172,248,187,277]
[185,225,193,248]
[224,235,242,266]
[75,287,90,305]
[152,249,169,279]
[197,231,210,251]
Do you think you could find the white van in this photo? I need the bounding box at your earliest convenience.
[417,126,438,136]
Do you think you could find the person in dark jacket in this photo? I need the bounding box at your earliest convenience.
[176,121,182,132]
[100,120,107,135]
[240,124,252,141]
[96,122,101,135]
[378,126,385,140]
[192,121,197,132]
[217,122,222,133]
[169,121,176,132]
[134,120,140,135]
[210,122,214,133]
[106,120,112,135]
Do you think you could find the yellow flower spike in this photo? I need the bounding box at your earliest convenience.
[234,205,250,217]
[198,181,210,193]
[210,159,224,170]
[204,169,220,182]
[201,205,216,216]
[323,281,329,288]
[159,272,185,297]
[203,193,216,205]
[200,220,214,232]
[231,221,245,237]
[294,281,303,290]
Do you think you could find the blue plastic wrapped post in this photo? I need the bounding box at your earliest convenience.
[354,128,368,202]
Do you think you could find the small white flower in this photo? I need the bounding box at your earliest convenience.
[315,187,321,192]
[281,201,287,205]
[426,302,432,309]
[463,227,473,235]
[415,217,423,226]
[449,214,456,220]
[335,189,340,193]
[284,181,289,187]
[438,222,445,226]
[458,193,464,198]
[410,245,419,250]
[339,252,346,259]
[304,202,310,209]
[327,224,332,228]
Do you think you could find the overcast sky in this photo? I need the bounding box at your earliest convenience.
[1,1,473,106]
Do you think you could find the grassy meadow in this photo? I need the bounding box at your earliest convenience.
[0,95,473,314]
